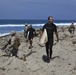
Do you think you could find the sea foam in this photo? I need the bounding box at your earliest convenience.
[0,22,76,28]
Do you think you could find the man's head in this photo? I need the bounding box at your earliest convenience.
[48,16,53,24]
[30,25,32,28]
[71,22,74,25]
[25,23,28,27]
[10,31,16,36]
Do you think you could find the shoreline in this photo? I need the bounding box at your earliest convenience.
[0,25,76,37]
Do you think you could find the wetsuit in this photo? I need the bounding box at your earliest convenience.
[27,28,35,40]
[42,23,57,58]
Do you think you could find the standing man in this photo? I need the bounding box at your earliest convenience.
[42,16,59,61]
[26,25,36,49]
[68,22,75,34]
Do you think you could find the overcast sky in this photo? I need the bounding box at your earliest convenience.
[0,0,76,20]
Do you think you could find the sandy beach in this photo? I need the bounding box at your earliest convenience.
[0,26,76,75]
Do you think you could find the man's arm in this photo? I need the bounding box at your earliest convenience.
[55,31,59,42]
[54,26,59,42]
[34,29,36,35]
[33,28,36,36]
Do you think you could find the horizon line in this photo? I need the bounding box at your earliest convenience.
[0,19,76,21]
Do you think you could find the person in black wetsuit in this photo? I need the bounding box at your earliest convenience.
[26,25,36,49]
[42,16,59,61]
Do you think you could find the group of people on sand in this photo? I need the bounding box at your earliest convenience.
[1,16,75,63]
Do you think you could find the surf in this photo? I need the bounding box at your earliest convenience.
[0,22,76,28]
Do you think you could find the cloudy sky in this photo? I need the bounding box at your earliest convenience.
[0,0,76,20]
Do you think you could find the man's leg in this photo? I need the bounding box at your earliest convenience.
[29,38,33,49]
[11,49,15,56]
[49,45,53,59]
[45,42,49,57]
[49,39,53,59]
[14,49,18,57]
[30,39,32,47]
[70,30,72,34]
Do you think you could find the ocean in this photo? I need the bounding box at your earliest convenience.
[0,19,76,36]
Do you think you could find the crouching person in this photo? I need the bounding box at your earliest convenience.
[2,31,20,57]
